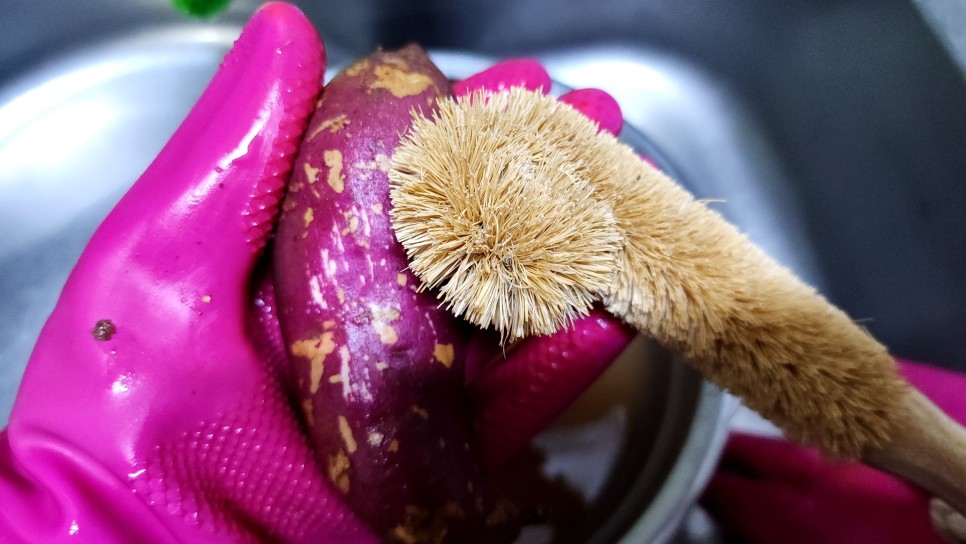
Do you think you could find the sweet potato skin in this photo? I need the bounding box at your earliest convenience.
[274,46,515,543]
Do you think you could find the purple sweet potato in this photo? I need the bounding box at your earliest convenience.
[273,45,517,543]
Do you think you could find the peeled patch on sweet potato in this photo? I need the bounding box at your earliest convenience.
[274,45,517,543]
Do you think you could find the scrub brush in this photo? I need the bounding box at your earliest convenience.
[388,88,966,518]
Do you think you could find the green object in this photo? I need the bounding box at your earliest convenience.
[172,0,231,18]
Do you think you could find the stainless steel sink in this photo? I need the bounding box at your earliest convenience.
[1,1,963,542]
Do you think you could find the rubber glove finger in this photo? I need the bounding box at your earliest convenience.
[2,4,373,543]
[558,88,623,136]
[452,58,551,97]
[562,88,660,168]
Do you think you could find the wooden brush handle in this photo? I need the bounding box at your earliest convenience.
[864,387,966,518]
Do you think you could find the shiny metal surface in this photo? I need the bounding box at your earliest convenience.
[1,0,962,542]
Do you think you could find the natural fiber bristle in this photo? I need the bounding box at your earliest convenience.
[390,88,907,458]
[389,90,621,339]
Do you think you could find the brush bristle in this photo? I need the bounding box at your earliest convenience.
[389,90,622,340]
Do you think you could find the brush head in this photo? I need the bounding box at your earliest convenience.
[389,89,622,340]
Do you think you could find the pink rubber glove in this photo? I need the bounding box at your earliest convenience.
[0,4,375,543]
[702,359,966,544]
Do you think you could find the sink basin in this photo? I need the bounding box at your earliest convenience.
[1,1,963,542]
